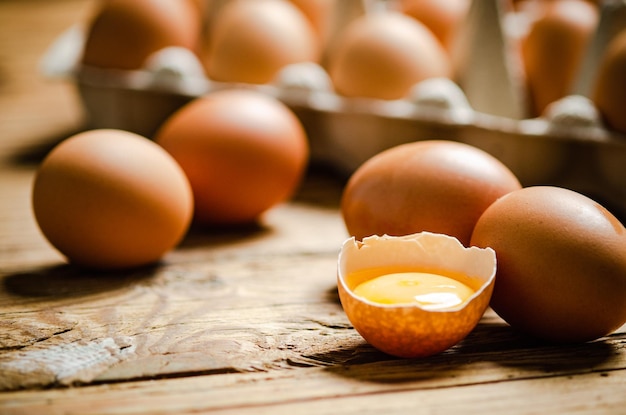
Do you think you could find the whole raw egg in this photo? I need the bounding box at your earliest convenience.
[155,89,309,225]
[471,186,626,343]
[592,29,626,135]
[81,0,202,70]
[32,130,194,270]
[398,0,470,53]
[203,0,320,84]
[328,11,451,100]
[288,0,336,44]
[341,140,522,246]
[520,0,599,116]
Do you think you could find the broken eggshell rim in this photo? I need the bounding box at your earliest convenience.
[337,231,497,312]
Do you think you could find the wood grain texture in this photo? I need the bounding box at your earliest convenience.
[1,1,625,414]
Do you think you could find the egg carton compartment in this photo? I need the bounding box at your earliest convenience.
[40,0,626,217]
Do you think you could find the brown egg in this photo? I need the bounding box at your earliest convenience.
[398,0,470,53]
[513,0,600,8]
[592,29,626,135]
[81,0,202,70]
[203,0,320,84]
[521,0,599,116]
[288,0,335,42]
[471,186,626,343]
[155,89,309,225]
[32,130,194,270]
[328,11,451,100]
[341,140,522,246]
[189,0,209,15]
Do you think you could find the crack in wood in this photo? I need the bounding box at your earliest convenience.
[0,321,78,351]
[91,366,244,386]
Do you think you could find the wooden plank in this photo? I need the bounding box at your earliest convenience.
[2,237,625,389]
[0,169,65,270]
[1,347,624,414]
[4,176,624,391]
[0,165,352,390]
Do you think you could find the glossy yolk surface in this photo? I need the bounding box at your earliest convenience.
[353,271,475,310]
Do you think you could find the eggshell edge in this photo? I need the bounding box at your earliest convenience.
[337,231,496,358]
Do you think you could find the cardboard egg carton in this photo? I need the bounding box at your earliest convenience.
[41,0,626,217]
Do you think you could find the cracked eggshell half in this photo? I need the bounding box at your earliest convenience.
[337,232,496,358]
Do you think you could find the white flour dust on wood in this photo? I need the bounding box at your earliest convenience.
[0,337,135,390]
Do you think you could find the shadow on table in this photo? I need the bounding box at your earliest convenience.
[2,262,157,301]
[178,219,271,250]
[313,318,621,384]
[6,126,86,166]
[457,320,620,371]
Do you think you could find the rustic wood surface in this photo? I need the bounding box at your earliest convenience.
[1,1,625,414]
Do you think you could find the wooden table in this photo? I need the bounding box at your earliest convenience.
[1,1,625,413]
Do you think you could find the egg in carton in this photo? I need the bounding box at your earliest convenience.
[458,0,626,216]
[40,0,626,217]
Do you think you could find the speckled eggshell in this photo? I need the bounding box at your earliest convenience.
[337,232,496,358]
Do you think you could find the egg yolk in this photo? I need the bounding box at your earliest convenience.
[353,271,475,310]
